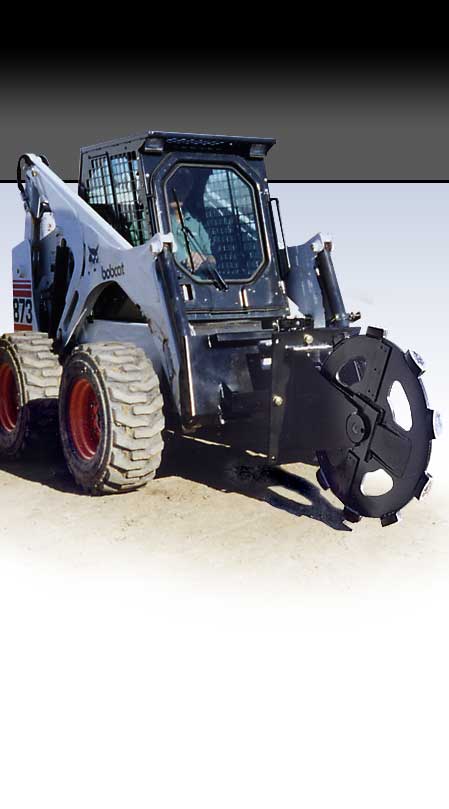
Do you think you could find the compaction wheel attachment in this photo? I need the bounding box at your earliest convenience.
[315,327,441,526]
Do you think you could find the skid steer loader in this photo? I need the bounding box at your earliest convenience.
[0,131,441,525]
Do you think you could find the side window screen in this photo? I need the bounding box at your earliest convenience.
[86,153,149,246]
[87,156,114,206]
[166,165,265,282]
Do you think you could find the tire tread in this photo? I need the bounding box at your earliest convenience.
[62,342,164,494]
[0,331,61,457]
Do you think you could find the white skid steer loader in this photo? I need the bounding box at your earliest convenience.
[0,132,441,525]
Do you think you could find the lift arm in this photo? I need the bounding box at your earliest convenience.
[14,154,180,400]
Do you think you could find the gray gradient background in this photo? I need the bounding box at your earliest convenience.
[1,50,448,180]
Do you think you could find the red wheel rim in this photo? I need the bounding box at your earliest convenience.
[68,378,102,460]
[0,362,19,432]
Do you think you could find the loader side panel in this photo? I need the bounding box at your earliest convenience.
[12,241,37,332]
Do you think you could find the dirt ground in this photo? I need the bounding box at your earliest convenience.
[0,433,447,600]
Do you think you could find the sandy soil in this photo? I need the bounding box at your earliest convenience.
[0,433,447,601]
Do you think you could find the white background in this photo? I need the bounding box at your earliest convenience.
[0,182,448,808]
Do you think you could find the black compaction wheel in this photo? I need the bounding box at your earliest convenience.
[315,327,441,526]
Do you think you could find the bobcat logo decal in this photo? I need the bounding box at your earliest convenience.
[88,244,99,265]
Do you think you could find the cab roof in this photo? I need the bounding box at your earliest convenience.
[80,130,276,160]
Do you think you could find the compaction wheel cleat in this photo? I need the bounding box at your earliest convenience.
[343,506,362,524]
[381,511,402,528]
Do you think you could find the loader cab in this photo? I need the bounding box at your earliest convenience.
[79,130,289,323]
[79,132,292,427]
[144,133,289,321]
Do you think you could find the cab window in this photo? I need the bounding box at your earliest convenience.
[165,164,265,282]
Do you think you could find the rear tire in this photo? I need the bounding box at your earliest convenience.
[58,342,164,494]
[0,332,61,458]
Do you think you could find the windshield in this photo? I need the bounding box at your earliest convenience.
[165,164,265,282]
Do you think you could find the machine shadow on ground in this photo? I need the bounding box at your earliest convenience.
[0,433,351,533]
[160,435,351,533]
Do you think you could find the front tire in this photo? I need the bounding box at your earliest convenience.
[58,342,164,493]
